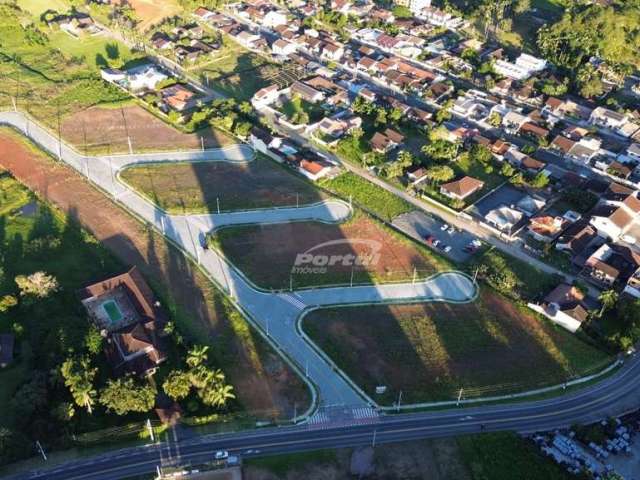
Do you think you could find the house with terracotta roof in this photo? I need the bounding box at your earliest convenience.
[440,176,484,201]
[556,220,598,258]
[529,283,589,333]
[369,128,405,153]
[528,215,568,242]
[160,84,197,112]
[78,267,167,377]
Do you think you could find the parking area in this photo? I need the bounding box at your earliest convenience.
[393,211,481,263]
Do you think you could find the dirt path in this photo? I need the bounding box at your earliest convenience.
[0,129,309,418]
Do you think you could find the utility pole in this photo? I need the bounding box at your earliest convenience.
[35,441,47,461]
[296,193,299,208]
[350,266,354,287]
[290,274,293,292]
[201,136,205,152]
[396,390,403,412]
[457,388,464,407]
[107,143,116,195]
[216,197,221,214]
[147,418,155,442]
[120,106,133,154]
[412,267,417,284]
[473,267,479,283]
[56,101,62,161]
[371,429,377,448]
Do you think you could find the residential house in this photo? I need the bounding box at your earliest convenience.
[440,176,484,201]
[126,65,169,92]
[528,215,569,242]
[590,107,627,130]
[502,111,528,134]
[485,205,524,234]
[370,128,405,153]
[272,38,297,56]
[556,220,598,258]
[530,284,589,333]
[160,84,196,112]
[263,10,288,28]
[78,267,167,377]
[290,81,325,103]
[253,85,279,109]
[590,193,640,242]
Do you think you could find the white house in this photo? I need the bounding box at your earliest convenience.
[236,31,262,49]
[528,284,588,333]
[590,107,627,130]
[263,10,288,28]
[126,65,168,92]
[251,84,280,108]
[100,68,126,83]
[485,205,523,233]
[272,38,297,56]
[589,193,640,241]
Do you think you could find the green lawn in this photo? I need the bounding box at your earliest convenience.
[119,155,328,213]
[458,432,572,480]
[281,95,325,125]
[303,288,610,405]
[319,172,415,222]
[0,3,140,128]
[16,0,69,18]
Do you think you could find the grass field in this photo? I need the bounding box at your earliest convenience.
[120,155,328,213]
[192,36,279,102]
[61,104,233,154]
[126,0,183,31]
[213,211,450,289]
[319,172,415,222]
[458,432,572,480]
[302,288,610,405]
[0,4,139,128]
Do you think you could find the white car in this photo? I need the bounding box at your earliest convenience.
[441,223,449,231]
[215,450,229,460]
[448,227,455,234]
[444,245,452,253]
[433,239,441,247]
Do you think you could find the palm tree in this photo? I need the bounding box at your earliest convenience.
[598,289,619,317]
[186,345,209,369]
[74,381,96,414]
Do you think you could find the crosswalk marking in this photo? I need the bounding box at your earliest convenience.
[307,407,379,429]
[280,293,306,310]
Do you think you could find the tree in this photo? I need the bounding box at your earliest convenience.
[391,5,412,19]
[198,381,235,408]
[425,165,455,184]
[0,295,17,312]
[577,65,604,99]
[61,356,97,414]
[529,171,549,189]
[84,325,103,355]
[374,107,387,126]
[53,402,75,422]
[388,107,403,124]
[470,144,493,165]
[15,271,58,298]
[163,370,192,401]
[421,139,458,162]
[487,112,502,127]
[100,376,156,415]
[599,290,619,318]
[186,345,210,369]
[500,163,515,177]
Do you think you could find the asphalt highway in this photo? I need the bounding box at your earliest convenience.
[8,353,640,480]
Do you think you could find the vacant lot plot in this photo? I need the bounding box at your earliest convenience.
[0,129,309,419]
[120,155,328,213]
[193,38,281,101]
[127,0,183,31]
[303,289,610,405]
[214,213,449,289]
[61,104,233,154]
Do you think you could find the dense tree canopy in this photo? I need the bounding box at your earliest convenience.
[537,3,640,71]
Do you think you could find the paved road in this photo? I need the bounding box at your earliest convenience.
[7,352,640,480]
[0,110,478,410]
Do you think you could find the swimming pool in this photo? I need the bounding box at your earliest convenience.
[102,300,123,324]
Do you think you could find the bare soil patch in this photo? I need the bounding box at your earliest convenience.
[303,289,609,405]
[60,104,233,155]
[0,129,309,418]
[120,156,327,213]
[214,213,447,289]
[125,0,183,31]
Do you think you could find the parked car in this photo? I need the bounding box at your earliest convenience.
[448,226,455,234]
[433,239,441,247]
[444,245,452,253]
[441,223,449,231]
[215,451,229,460]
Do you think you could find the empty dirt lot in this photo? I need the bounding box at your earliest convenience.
[0,128,309,418]
[303,289,610,405]
[61,104,233,154]
[120,156,328,213]
[214,213,450,289]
